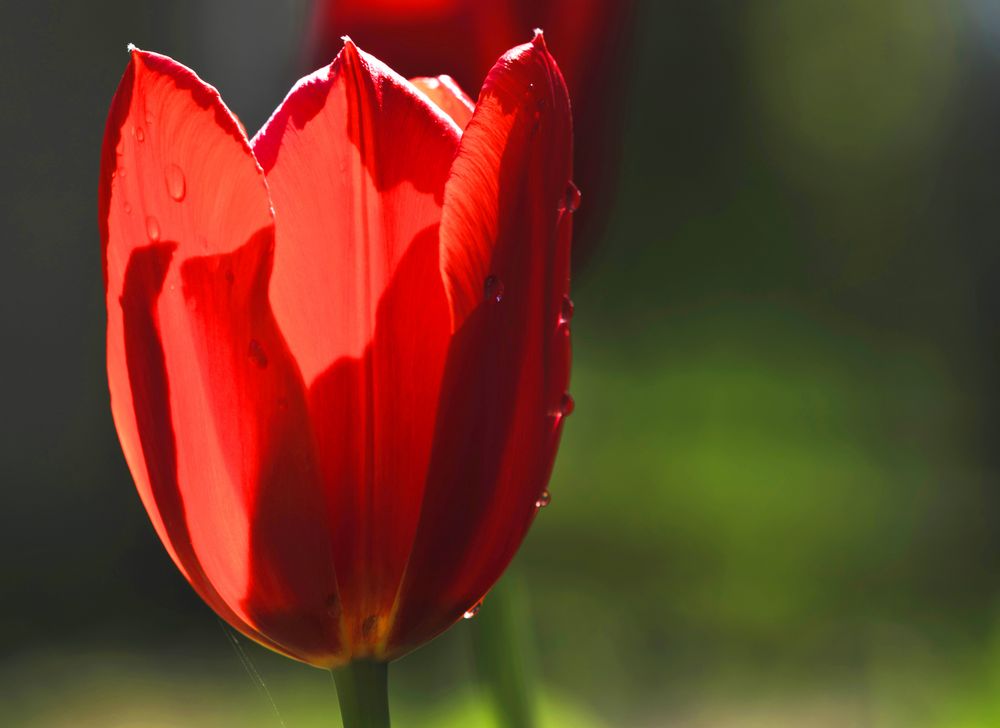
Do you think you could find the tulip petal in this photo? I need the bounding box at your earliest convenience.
[252,40,460,383]
[101,49,341,664]
[410,75,475,130]
[388,32,574,653]
[251,41,460,654]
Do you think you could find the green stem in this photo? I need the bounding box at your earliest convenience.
[332,660,391,728]
[472,574,538,728]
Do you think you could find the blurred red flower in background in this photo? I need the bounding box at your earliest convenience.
[310,0,635,264]
[99,33,573,667]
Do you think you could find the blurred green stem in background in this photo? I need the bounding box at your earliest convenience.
[332,660,391,728]
[472,573,538,728]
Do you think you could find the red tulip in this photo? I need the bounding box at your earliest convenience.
[99,33,573,667]
[309,0,635,264]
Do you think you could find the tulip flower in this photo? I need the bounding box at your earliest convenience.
[99,30,573,727]
[309,0,634,266]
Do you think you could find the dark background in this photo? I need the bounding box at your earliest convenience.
[4,1,1000,726]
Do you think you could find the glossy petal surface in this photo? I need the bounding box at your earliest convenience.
[101,49,340,665]
[388,32,574,654]
[102,35,574,667]
[410,75,475,129]
[252,41,460,655]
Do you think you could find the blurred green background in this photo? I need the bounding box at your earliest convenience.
[4,0,1000,725]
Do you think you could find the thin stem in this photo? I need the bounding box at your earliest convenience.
[332,660,391,728]
[472,574,538,728]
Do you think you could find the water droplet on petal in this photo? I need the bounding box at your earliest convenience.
[362,614,378,637]
[248,339,268,368]
[536,490,551,508]
[165,164,186,201]
[123,202,132,214]
[559,181,581,212]
[115,141,124,155]
[145,112,154,124]
[145,216,160,241]
[560,295,574,322]
[484,275,504,304]
[463,602,482,619]
[135,126,145,142]
[560,393,575,417]
[557,319,571,344]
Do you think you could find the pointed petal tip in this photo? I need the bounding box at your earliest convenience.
[338,35,363,68]
[532,28,546,47]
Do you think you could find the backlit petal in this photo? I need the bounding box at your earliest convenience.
[100,49,340,665]
[251,40,460,655]
[388,32,574,654]
[410,75,475,130]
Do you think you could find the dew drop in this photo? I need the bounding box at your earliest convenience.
[560,295,574,322]
[558,318,571,343]
[135,126,145,142]
[165,164,186,201]
[145,216,160,241]
[536,490,551,508]
[484,274,504,304]
[248,339,269,368]
[123,202,132,214]
[560,392,575,417]
[145,112,154,124]
[362,614,378,637]
[559,181,581,212]
[463,602,482,619]
[115,141,124,155]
